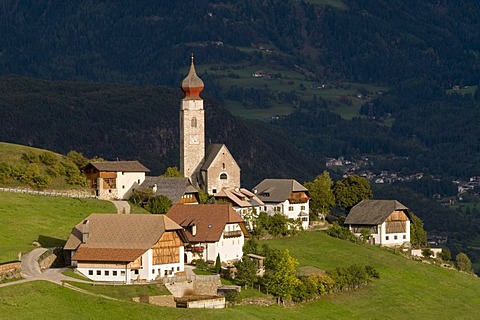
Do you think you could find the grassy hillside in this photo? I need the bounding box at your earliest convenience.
[1,231,480,318]
[0,142,87,190]
[0,192,115,262]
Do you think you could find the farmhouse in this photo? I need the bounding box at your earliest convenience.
[64,214,188,283]
[253,179,311,229]
[84,161,149,200]
[166,204,249,264]
[344,200,411,247]
[140,177,200,204]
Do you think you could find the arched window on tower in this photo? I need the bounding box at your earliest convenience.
[220,173,228,180]
[222,163,226,169]
[191,117,197,128]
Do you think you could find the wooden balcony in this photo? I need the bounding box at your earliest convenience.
[223,230,242,238]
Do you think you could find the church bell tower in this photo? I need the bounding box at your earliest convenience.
[180,55,205,186]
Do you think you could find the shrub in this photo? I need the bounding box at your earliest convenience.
[326,223,358,242]
[22,152,40,163]
[39,152,59,165]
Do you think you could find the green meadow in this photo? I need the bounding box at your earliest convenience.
[0,192,115,262]
[2,227,480,318]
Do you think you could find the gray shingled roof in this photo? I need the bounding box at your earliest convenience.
[201,144,225,171]
[87,161,150,172]
[344,200,409,225]
[253,179,308,203]
[140,177,198,203]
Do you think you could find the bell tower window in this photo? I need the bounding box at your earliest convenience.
[220,173,228,180]
[191,117,197,128]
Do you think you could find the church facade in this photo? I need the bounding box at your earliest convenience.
[179,57,240,195]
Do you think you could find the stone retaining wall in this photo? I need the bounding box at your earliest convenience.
[0,187,95,198]
[0,262,22,281]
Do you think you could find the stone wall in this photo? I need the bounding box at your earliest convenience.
[0,262,22,281]
[164,275,221,297]
[38,247,64,269]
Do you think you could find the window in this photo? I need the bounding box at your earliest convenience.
[134,270,139,275]
[177,267,180,271]
[222,163,225,169]
[386,236,389,241]
[96,270,101,276]
[121,172,125,175]
[152,269,155,274]
[212,188,217,194]
[88,270,93,275]
[137,179,140,184]
[122,185,125,189]
[220,173,228,180]
[394,235,398,240]
[113,271,117,276]
[105,270,109,276]
[301,205,305,210]
[403,235,406,239]
[191,117,197,128]
[289,206,294,211]
[121,271,125,276]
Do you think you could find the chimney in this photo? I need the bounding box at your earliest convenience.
[152,184,157,193]
[82,219,90,243]
[192,224,197,236]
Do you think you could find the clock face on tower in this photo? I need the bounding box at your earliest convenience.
[189,134,199,145]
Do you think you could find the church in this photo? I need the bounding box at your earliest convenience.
[179,56,241,195]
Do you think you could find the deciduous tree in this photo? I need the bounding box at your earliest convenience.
[333,175,372,211]
[264,249,300,304]
[304,170,335,217]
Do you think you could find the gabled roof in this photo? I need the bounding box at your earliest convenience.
[166,204,249,243]
[86,161,150,173]
[344,200,409,225]
[215,187,265,208]
[64,213,186,262]
[140,177,198,203]
[253,179,309,202]
[201,144,226,171]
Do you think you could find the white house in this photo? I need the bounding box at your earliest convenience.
[84,161,150,200]
[64,214,188,283]
[344,200,411,247]
[166,204,249,264]
[253,179,311,229]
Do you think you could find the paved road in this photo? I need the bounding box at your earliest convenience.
[110,200,131,214]
[0,248,79,288]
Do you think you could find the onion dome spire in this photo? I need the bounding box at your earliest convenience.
[181,54,204,99]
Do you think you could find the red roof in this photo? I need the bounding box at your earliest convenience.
[166,204,248,243]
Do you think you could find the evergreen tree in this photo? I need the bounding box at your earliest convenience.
[145,195,172,214]
[410,212,428,248]
[235,256,258,288]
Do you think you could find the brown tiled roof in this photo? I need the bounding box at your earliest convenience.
[72,248,146,262]
[65,213,186,262]
[86,161,150,172]
[166,204,248,243]
[344,200,409,225]
[254,179,309,203]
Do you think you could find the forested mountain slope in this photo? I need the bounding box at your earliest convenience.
[0,76,321,187]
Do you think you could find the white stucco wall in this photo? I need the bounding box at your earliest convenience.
[193,223,244,264]
[116,171,146,199]
[363,220,410,246]
[75,246,185,283]
[263,200,310,229]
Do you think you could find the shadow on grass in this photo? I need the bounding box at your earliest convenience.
[37,235,66,247]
